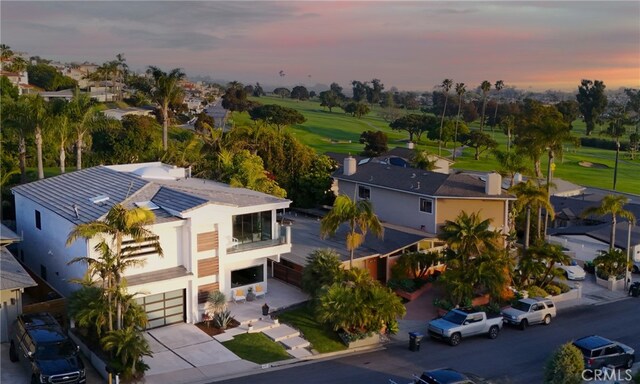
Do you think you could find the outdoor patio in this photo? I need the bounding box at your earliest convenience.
[228,278,309,324]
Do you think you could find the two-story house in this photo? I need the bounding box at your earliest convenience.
[333,157,515,235]
[12,162,291,328]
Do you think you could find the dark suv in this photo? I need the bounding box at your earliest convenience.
[9,312,86,384]
[572,335,635,370]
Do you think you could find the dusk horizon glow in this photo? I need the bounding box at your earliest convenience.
[2,1,639,92]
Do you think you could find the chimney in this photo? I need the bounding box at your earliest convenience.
[485,172,502,195]
[344,156,357,176]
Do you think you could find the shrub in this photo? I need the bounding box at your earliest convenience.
[545,285,561,296]
[301,249,343,298]
[544,342,584,384]
[527,285,549,298]
[213,310,235,330]
[387,278,417,292]
[433,298,454,311]
[555,281,571,294]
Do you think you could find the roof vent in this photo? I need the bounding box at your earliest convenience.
[89,195,110,205]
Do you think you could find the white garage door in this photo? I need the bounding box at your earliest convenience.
[136,289,185,329]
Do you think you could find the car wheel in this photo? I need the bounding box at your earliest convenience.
[449,333,461,346]
[543,315,551,325]
[625,357,634,369]
[9,342,18,362]
[488,325,499,339]
[519,319,528,330]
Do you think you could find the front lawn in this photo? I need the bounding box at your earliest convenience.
[277,306,347,353]
[222,333,290,364]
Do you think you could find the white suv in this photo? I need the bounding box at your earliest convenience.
[501,297,556,330]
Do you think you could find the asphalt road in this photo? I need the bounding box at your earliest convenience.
[215,298,640,384]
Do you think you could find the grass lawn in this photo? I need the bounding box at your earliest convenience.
[221,333,291,364]
[277,306,347,353]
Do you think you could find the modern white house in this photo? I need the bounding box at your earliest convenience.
[12,162,291,328]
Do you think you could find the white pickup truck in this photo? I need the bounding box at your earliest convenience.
[427,308,503,346]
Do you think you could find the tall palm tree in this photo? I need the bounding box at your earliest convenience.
[527,242,570,288]
[581,195,636,250]
[320,194,384,268]
[509,180,554,252]
[491,80,504,131]
[438,79,453,156]
[24,94,48,179]
[67,89,99,170]
[602,102,627,190]
[453,82,466,160]
[67,204,163,330]
[147,66,186,150]
[1,96,30,182]
[49,113,72,173]
[479,80,491,132]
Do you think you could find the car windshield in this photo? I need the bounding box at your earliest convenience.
[442,311,467,325]
[512,301,532,311]
[36,340,77,360]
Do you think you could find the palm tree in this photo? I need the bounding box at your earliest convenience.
[438,79,453,156]
[24,94,48,179]
[581,195,636,250]
[509,180,554,252]
[320,194,384,268]
[453,83,466,160]
[479,80,491,132]
[67,89,99,170]
[49,113,72,173]
[1,96,30,182]
[491,80,504,131]
[147,66,186,150]
[527,242,570,288]
[101,326,152,379]
[602,102,627,190]
[412,150,437,171]
[67,204,163,330]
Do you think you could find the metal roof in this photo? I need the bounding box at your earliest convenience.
[1,247,37,291]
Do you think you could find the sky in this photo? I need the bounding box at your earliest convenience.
[1,1,639,92]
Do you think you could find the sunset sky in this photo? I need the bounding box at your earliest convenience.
[2,1,638,92]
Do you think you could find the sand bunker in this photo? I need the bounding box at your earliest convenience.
[578,161,609,169]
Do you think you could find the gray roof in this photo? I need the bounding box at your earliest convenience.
[1,247,37,291]
[551,196,640,223]
[281,211,427,266]
[334,162,513,199]
[549,222,640,248]
[12,165,291,225]
[1,224,20,246]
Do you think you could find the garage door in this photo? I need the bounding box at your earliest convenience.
[136,289,185,329]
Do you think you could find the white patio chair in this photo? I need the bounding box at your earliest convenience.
[254,284,265,299]
[232,289,246,303]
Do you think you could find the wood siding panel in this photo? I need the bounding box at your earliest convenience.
[198,283,219,304]
[198,257,219,278]
[197,231,219,252]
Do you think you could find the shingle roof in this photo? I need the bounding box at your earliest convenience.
[549,222,640,248]
[1,247,37,290]
[334,162,513,199]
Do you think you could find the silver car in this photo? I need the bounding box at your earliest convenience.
[501,297,556,330]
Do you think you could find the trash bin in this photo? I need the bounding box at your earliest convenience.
[629,282,640,297]
[408,332,424,352]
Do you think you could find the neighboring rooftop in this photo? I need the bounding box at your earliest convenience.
[549,221,640,248]
[1,247,37,291]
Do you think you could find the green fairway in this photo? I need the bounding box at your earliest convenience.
[240,96,640,194]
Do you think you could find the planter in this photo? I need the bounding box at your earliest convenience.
[69,331,109,381]
[339,332,380,349]
[395,283,432,301]
[595,274,626,291]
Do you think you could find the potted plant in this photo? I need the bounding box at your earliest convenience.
[246,287,256,302]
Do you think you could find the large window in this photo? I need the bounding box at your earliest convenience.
[358,186,371,200]
[231,265,264,287]
[419,198,433,214]
[232,211,272,244]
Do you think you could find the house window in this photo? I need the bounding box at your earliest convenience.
[231,265,264,288]
[35,210,41,230]
[419,198,433,214]
[232,211,272,244]
[358,186,371,200]
[40,265,47,281]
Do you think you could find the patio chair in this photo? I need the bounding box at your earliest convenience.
[233,289,246,303]
[254,284,265,299]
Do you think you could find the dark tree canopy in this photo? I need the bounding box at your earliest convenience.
[194,111,215,133]
[329,82,346,100]
[351,81,368,102]
[343,102,370,118]
[460,130,498,160]
[249,104,306,133]
[291,86,310,101]
[27,63,78,91]
[389,114,438,142]
[273,87,291,98]
[576,79,608,136]
[252,82,265,97]
[319,90,341,112]
[555,100,580,127]
[360,130,388,157]
[91,115,162,164]
[367,79,384,105]
[221,86,255,114]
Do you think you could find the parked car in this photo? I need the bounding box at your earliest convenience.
[556,262,586,280]
[501,297,556,330]
[9,312,86,384]
[427,309,503,346]
[572,335,635,370]
[389,368,490,384]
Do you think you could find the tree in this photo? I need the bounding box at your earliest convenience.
[67,89,99,170]
[273,87,290,98]
[27,63,77,91]
[1,95,30,182]
[494,149,530,187]
[543,343,584,384]
[460,131,497,160]
[602,102,628,190]
[439,211,502,268]
[453,82,466,160]
[351,80,368,102]
[367,79,384,105]
[91,115,163,164]
[290,85,309,101]
[438,79,453,155]
[576,79,608,136]
[147,66,186,150]
[500,115,516,152]
[330,82,345,100]
[319,90,341,112]
[479,80,492,131]
[67,204,163,330]
[320,194,384,268]
[555,100,580,128]
[412,151,437,171]
[490,80,504,131]
[218,149,287,197]
[389,114,436,143]
[581,195,636,250]
[49,111,72,174]
[391,251,440,280]
[343,102,370,118]
[509,180,554,251]
[528,242,569,288]
[249,104,306,133]
[252,82,265,97]
[301,249,343,298]
[101,326,152,380]
[23,94,48,179]
[0,75,19,100]
[359,130,388,157]
[194,111,215,134]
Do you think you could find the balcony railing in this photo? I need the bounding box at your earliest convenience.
[227,237,288,254]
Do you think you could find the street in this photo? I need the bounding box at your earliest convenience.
[216,298,640,383]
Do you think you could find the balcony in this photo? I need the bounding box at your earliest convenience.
[227,237,288,254]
